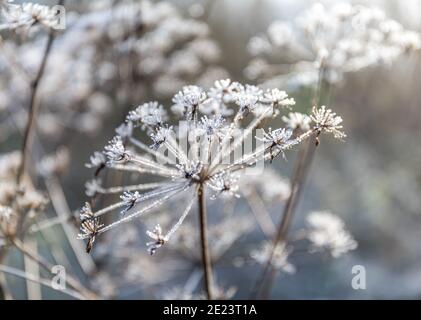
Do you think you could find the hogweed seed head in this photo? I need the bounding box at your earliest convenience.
[78,202,104,253]
[247,2,421,87]
[146,224,168,255]
[79,80,345,253]
[311,105,346,140]
[104,136,131,164]
[306,211,357,258]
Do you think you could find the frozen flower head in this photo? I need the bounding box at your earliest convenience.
[80,80,345,253]
[207,173,240,199]
[282,112,311,132]
[251,241,296,274]
[247,3,421,87]
[104,136,131,164]
[306,211,357,258]
[127,102,168,130]
[310,105,346,141]
[38,147,70,178]
[77,202,103,253]
[172,85,207,120]
[257,128,296,161]
[0,2,62,32]
[146,224,167,255]
[120,191,141,215]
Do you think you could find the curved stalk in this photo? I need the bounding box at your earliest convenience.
[198,183,214,300]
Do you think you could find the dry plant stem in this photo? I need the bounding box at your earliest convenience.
[15,29,57,185]
[249,142,309,299]
[11,238,97,300]
[261,140,317,299]
[198,183,214,300]
[252,67,330,299]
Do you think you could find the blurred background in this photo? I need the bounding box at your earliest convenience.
[1,0,421,299]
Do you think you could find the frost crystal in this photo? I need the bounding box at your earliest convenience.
[146,224,168,255]
[78,203,104,253]
[120,191,141,215]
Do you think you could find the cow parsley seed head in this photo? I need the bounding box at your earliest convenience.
[120,191,141,215]
[306,211,357,258]
[199,115,225,137]
[104,136,130,164]
[311,105,346,140]
[127,102,168,130]
[146,224,168,255]
[85,178,102,197]
[257,128,297,160]
[251,241,296,274]
[176,162,203,181]
[261,88,295,108]
[258,128,293,145]
[282,112,312,132]
[0,2,61,31]
[149,126,173,150]
[78,202,104,253]
[235,92,260,114]
[212,78,234,93]
[208,173,240,199]
[80,80,345,254]
[115,121,133,139]
[247,3,421,87]
[172,85,207,119]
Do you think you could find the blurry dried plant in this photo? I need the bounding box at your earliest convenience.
[0,0,226,140]
[246,2,421,89]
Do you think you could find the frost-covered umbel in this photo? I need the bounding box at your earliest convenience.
[79,79,345,254]
[0,0,226,139]
[0,1,61,31]
[306,211,357,257]
[246,2,421,87]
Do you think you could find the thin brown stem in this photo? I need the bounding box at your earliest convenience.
[261,138,317,299]
[15,29,56,186]
[198,183,214,300]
